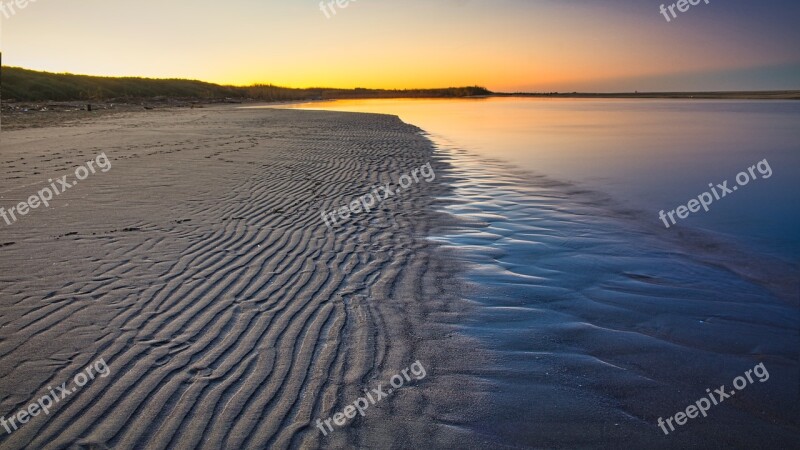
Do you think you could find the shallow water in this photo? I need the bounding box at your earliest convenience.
[427,143,798,446]
[272,99,800,446]
[278,98,800,263]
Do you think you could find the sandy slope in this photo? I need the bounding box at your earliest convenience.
[0,107,490,449]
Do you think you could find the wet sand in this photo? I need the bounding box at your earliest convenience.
[429,146,799,448]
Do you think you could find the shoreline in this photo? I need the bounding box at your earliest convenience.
[5,90,800,132]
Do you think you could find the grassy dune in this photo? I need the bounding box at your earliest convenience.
[0,66,492,102]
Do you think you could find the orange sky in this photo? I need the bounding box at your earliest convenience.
[1,0,798,91]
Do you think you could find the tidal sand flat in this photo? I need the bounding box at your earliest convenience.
[1,104,797,449]
[0,107,490,449]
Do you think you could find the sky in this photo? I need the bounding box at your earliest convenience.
[1,0,799,92]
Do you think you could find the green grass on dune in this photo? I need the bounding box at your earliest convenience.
[0,66,492,102]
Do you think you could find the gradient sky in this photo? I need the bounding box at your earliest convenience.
[1,0,799,91]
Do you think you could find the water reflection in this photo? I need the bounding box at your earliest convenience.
[279,98,800,261]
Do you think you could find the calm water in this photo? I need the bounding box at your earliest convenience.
[267,98,800,445]
[281,98,800,263]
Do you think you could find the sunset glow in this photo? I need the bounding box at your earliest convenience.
[2,0,799,91]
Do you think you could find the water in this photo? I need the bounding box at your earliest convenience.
[266,98,800,446]
[280,98,800,263]
[421,148,799,447]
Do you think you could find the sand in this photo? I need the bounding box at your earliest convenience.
[2,104,797,449]
[0,106,490,449]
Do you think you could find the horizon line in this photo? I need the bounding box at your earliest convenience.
[3,65,799,97]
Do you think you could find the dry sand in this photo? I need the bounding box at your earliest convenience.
[0,106,492,449]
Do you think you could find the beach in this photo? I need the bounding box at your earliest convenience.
[0,106,493,449]
[0,105,798,449]
[3,0,799,446]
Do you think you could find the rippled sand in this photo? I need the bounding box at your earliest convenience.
[0,107,489,449]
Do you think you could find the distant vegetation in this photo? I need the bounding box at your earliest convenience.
[1,66,492,102]
[498,91,800,100]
